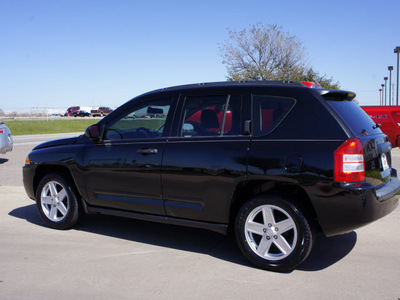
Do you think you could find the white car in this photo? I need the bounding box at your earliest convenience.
[0,122,13,154]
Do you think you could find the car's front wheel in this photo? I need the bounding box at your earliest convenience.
[235,195,314,272]
[36,173,81,230]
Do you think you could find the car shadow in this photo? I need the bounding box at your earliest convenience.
[9,204,357,272]
[0,158,9,164]
[297,232,357,271]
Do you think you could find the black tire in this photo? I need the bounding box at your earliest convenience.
[235,195,314,272]
[36,173,81,230]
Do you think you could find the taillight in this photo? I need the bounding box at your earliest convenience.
[334,138,365,182]
[0,130,4,133]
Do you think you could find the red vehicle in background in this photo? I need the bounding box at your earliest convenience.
[64,106,94,117]
[64,106,80,117]
[91,107,113,117]
[361,106,400,148]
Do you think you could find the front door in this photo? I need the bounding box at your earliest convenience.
[82,97,173,215]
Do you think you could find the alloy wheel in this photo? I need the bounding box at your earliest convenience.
[244,204,297,260]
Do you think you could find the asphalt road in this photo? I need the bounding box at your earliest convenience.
[1,133,400,300]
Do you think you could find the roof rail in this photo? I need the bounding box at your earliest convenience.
[157,80,306,92]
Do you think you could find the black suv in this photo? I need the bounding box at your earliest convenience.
[23,81,400,272]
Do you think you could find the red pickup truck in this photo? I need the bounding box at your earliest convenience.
[90,107,113,117]
[361,106,400,148]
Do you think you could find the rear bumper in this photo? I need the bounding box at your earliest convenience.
[375,176,400,202]
[310,172,400,237]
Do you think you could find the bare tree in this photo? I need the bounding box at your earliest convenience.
[219,23,340,89]
[219,24,307,81]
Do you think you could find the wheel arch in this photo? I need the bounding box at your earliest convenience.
[33,165,82,202]
[229,180,321,233]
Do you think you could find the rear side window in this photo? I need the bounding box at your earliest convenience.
[328,101,382,136]
[252,95,296,137]
[180,95,241,137]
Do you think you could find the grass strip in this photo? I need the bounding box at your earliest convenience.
[4,119,97,136]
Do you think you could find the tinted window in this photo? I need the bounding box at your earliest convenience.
[327,101,382,136]
[105,98,172,140]
[180,95,241,137]
[252,95,296,137]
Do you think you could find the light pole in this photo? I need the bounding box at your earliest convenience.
[389,66,393,106]
[384,77,388,105]
[395,46,400,105]
[381,84,385,105]
[379,88,382,105]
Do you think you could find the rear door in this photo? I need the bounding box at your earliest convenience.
[162,92,249,224]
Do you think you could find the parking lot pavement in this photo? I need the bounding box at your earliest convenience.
[1,136,400,299]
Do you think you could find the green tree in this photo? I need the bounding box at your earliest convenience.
[219,23,340,89]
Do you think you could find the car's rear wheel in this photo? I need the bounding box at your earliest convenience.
[36,173,81,230]
[235,195,314,272]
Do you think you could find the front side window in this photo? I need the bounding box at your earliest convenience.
[179,95,241,137]
[105,98,171,140]
[252,95,296,137]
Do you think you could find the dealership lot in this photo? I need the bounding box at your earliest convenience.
[1,133,399,299]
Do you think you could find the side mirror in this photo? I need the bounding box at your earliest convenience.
[85,124,101,141]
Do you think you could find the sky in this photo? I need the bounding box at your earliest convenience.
[1,0,399,111]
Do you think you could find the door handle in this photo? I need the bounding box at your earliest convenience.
[137,148,158,155]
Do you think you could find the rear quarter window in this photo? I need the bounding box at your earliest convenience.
[252,95,296,137]
[327,101,383,136]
